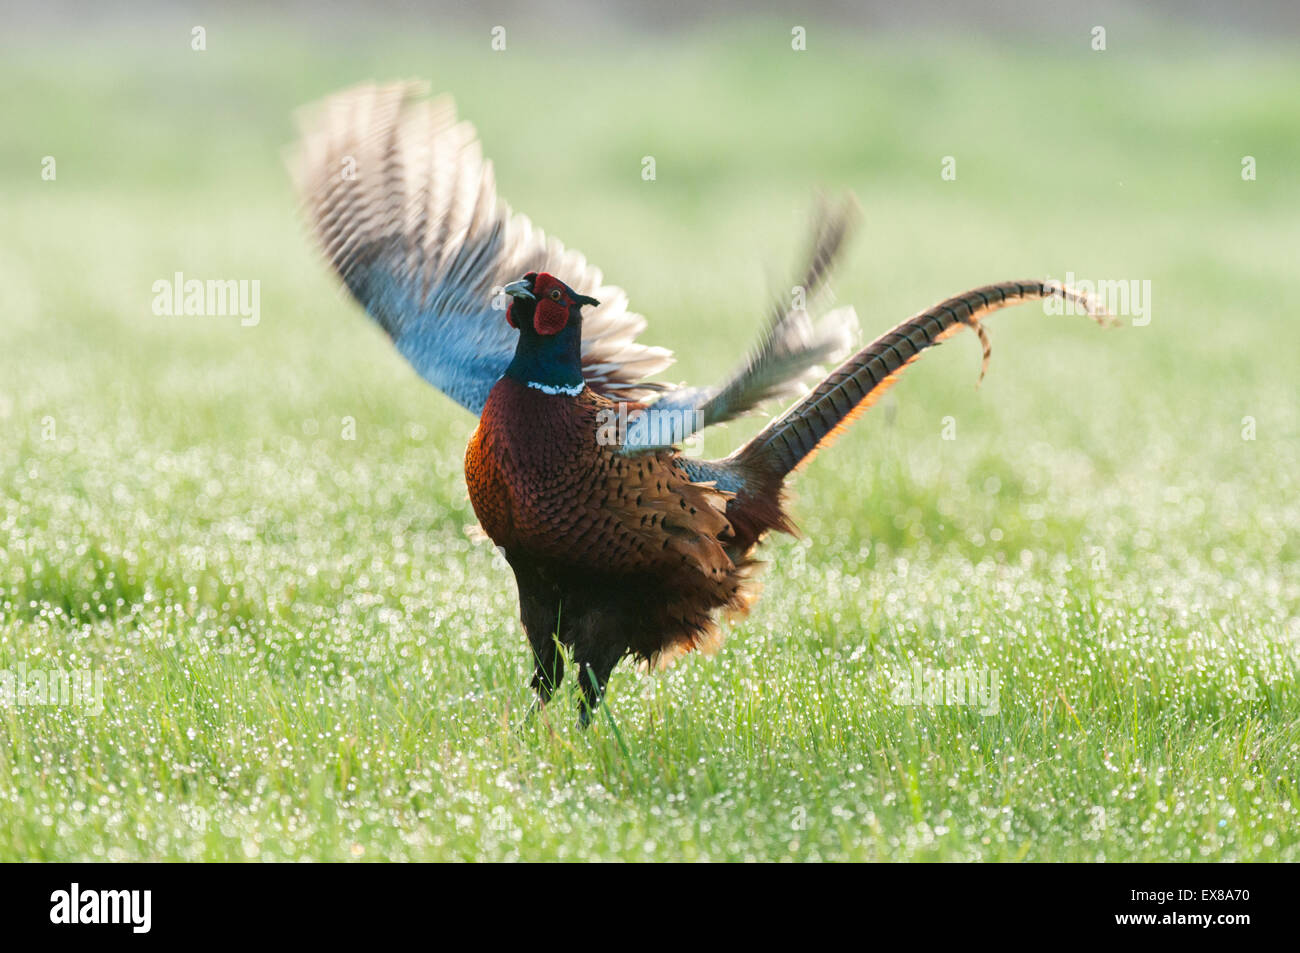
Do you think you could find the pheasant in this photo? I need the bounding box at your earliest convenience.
[290,82,1108,724]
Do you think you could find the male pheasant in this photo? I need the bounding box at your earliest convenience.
[290,83,1108,724]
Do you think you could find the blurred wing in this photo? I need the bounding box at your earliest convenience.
[622,195,862,451]
[288,82,672,415]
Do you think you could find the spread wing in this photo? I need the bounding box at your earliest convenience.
[288,81,672,414]
[621,195,861,451]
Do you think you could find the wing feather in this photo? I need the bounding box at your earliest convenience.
[620,195,861,451]
[289,82,672,414]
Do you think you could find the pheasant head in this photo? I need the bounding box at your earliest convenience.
[503,272,599,394]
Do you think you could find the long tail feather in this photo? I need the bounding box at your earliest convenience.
[733,279,1112,477]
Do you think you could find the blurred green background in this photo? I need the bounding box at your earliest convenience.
[0,4,1297,860]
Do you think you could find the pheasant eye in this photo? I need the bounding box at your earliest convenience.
[549,289,562,301]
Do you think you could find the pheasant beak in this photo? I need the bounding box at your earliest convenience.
[503,279,535,301]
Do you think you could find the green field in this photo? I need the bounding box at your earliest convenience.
[2,18,1298,861]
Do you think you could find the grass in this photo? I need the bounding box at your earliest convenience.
[1,17,1297,861]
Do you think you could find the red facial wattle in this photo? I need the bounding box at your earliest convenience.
[533,297,569,335]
